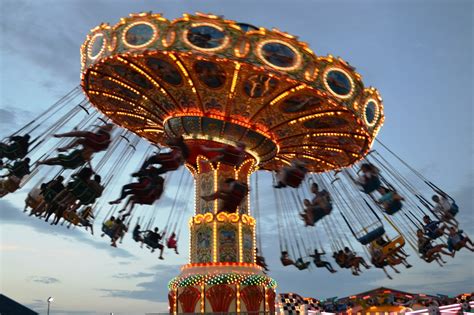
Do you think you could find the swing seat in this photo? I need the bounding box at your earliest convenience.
[144,235,163,250]
[102,224,115,238]
[449,203,459,216]
[220,147,243,165]
[167,239,177,249]
[281,258,294,266]
[156,150,182,171]
[295,260,311,270]
[285,168,305,188]
[379,235,405,256]
[220,183,248,212]
[362,176,381,194]
[83,133,111,152]
[384,199,402,215]
[0,176,21,193]
[63,210,80,225]
[25,188,43,210]
[69,179,98,205]
[58,150,86,169]
[0,142,28,160]
[357,226,386,245]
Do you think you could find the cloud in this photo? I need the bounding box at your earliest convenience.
[29,276,60,284]
[0,199,134,259]
[112,272,154,279]
[99,264,180,303]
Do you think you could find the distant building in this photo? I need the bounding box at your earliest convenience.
[0,294,38,315]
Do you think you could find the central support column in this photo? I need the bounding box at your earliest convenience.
[168,143,276,314]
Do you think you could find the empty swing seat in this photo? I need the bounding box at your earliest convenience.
[357,226,386,245]
[380,235,405,256]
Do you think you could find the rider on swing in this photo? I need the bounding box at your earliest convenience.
[55,124,114,153]
[201,178,248,213]
[274,159,308,189]
[139,136,189,175]
[0,134,31,160]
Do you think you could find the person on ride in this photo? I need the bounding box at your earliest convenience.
[145,227,164,259]
[309,249,337,273]
[416,229,453,265]
[53,168,94,211]
[55,124,114,153]
[37,147,94,169]
[447,226,474,254]
[132,224,144,243]
[255,248,269,272]
[0,158,31,197]
[357,163,381,194]
[423,215,448,239]
[332,251,346,269]
[71,174,105,213]
[90,174,104,197]
[368,244,399,280]
[167,232,179,254]
[201,178,248,213]
[376,237,412,269]
[39,176,65,220]
[0,134,31,160]
[302,185,333,226]
[300,199,314,226]
[110,168,160,205]
[375,236,410,261]
[6,157,31,180]
[274,159,308,189]
[78,206,95,235]
[294,257,311,270]
[344,247,371,273]
[102,216,115,236]
[120,175,165,218]
[201,142,246,166]
[432,194,459,227]
[140,136,189,173]
[280,251,295,266]
[377,187,404,214]
[111,217,128,247]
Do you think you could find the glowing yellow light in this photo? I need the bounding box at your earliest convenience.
[269,84,306,105]
[236,283,241,312]
[87,33,106,60]
[238,221,243,262]
[229,62,241,96]
[213,220,217,262]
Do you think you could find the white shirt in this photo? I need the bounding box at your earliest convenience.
[433,196,451,215]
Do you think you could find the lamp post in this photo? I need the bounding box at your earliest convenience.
[47,297,53,315]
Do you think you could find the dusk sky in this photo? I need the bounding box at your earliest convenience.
[0,0,473,314]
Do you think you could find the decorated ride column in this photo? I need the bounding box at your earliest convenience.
[168,140,277,314]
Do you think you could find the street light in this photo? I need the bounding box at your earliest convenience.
[47,297,54,315]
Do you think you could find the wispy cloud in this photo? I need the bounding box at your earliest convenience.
[29,276,61,284]
[112,272,154,279]
[99,264,180,303]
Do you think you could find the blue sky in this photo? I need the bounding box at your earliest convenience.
[0,0,473,314]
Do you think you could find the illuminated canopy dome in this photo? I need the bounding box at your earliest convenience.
[81,12,384,172]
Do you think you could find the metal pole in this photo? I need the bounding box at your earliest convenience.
[47,301,50,315]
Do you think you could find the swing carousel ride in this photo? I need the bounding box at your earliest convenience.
[1,12,471,314]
